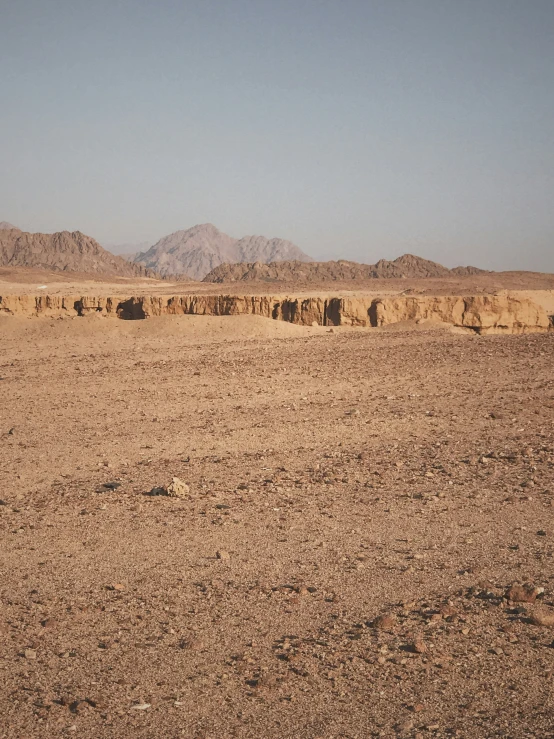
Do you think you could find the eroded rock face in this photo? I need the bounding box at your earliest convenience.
[1,292,552,334]
[364,295,551,334]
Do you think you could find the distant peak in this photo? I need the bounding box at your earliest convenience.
[189,223,221,234]
[0,221,18,230]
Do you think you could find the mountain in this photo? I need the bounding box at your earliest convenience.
[134,223,312,279]
[0,228,159,278]
[0,221,17,230]
[203,254,487,283]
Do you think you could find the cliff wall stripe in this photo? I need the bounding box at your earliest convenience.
[1,293,552,334]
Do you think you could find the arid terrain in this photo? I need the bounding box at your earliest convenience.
[1,269,554,739]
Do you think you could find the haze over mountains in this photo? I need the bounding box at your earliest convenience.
[0,220,492,283]
[204,254,486,283]
[0,227,157,278]
[133,223,313,279]
[101,241,151,261]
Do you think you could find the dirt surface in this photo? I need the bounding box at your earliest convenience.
[1,313,554,738]
[2,264,554,299]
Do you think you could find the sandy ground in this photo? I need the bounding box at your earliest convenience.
[2,265,554,299]
[1,312,554,738]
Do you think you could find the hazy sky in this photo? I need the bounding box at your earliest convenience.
[1,0,553,271]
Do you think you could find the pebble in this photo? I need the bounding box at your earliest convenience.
[216,550,230,561]
[530,609,554,627]
[439,605,457,619]
[506,583,543,603]
[149,477,190,498]
[41,618,58,629]
[412,637,427,654]
[372,614,396,630]
[24,649,37,660]
[166,477,190,498]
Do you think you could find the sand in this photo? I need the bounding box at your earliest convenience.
[0,274,554,738]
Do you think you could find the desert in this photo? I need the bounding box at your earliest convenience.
[3,3,554,736]
[1,260,553,738]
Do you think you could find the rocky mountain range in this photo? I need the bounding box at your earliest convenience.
[0,227,158,278]
[133,223,313,279]
[203,254,487,283]
[0,221,17,230]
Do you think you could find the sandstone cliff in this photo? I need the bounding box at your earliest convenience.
[1,292,551,334]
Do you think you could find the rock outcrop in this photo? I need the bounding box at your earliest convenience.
[1,292,551,334]
[204,254,486,283]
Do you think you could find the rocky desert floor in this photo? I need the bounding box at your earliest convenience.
[1,306,554,738]
[2,265,554,299]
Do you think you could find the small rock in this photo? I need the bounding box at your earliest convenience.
[148,477,190,498]
[372,613,396,630]
[24,648,37,660]
[439,605,457,620]
[411,637,427,654]
[530,609,554,628]
[101,482,121,490]
[180,638,204,650]
[506,583,544,603]
[130,703,151,711]
[166,477,190,498]
[216,550,230,561]
[41,618,58,629]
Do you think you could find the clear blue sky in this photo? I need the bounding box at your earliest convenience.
[1,0,553,270]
